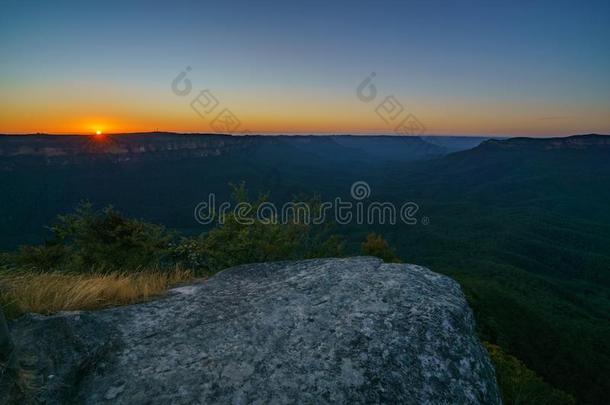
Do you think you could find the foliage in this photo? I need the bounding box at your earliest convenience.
[9,244,66,271]
[6,203,174,272]
[361,233,401,263]
[171,183,344,273]
[51,203,174,270]
[484,342,575,405]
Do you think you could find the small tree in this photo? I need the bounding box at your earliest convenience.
[361,233,401,263]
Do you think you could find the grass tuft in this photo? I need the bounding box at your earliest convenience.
[0,267,193,319]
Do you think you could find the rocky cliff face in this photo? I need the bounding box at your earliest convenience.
[0,133,450,164]
[0,133,252,163]
[1,257,501,404]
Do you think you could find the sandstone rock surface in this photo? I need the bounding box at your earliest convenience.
[2,257,501,404]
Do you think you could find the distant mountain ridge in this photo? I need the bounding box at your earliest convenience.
[0,133,246,159]
[477,133,610,150]
[2,133,603,160]
[433,133,610,173]
[0,133,475,162]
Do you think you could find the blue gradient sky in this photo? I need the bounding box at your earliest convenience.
[1,0,609,135]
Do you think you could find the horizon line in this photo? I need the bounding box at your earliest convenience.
[1,131,608,139]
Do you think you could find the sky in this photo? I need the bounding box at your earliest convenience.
[1,0,609,136]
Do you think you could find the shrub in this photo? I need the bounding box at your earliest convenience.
[9,203,174,272]
[172,184,344,273]
[361,233,401,263]
[10,244,66,271]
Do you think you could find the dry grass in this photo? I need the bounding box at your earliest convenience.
[0,267,194,318]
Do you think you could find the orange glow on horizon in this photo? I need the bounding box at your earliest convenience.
[1,100,609,136]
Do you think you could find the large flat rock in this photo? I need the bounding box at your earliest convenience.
[3,257,501,404]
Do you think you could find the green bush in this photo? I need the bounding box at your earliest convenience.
[172,184,344,273]
[10,244,66,270]
[7,203,174,272]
